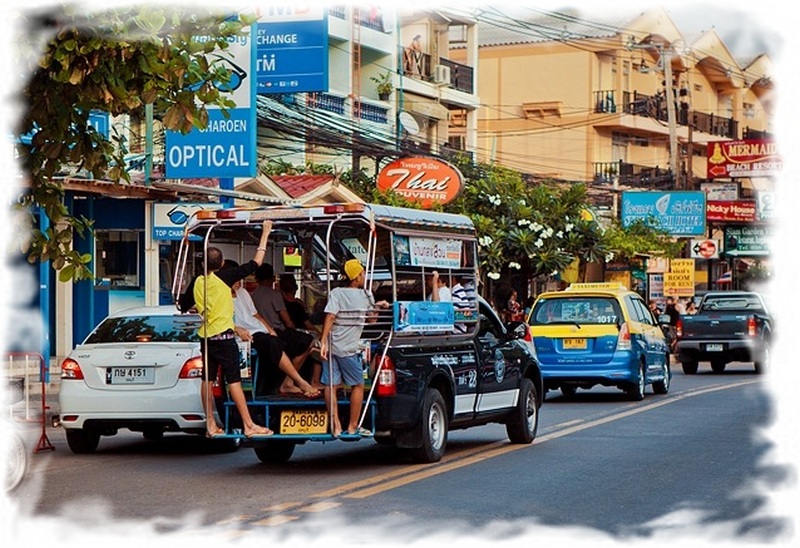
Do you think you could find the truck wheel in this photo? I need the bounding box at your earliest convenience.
[682,360,699,375]
[754,344,770,374]
[506,378,539,444]
[652,359,671,394]
[65,428,100,454]
[710,360,726,374]
[410,388,448,463]
[254,440,295,463]
[625,363,646,401]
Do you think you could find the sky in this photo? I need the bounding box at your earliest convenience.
[1,0,798,547]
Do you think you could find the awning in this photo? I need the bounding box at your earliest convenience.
[404,99,450,121]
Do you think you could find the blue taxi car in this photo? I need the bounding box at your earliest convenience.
[527,283,671,400]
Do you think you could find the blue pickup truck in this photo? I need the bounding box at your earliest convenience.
[675,291,772,374]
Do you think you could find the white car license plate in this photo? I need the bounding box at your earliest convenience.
[106,367,155,385]
[705,344,724,352]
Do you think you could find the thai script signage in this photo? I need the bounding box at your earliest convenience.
[663,258,695,298]
[377,157,464,208]
[706,138,781,178]
[393,235,463,269]
[394,301,455,332]
[706,200,757,223]
[621,191,706,236]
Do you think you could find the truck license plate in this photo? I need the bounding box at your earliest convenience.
[106,367,154,385]
[705,343,724,352]
[563,338,587,350]
[280,409,328,435]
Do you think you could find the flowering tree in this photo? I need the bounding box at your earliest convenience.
[444,154,607,287]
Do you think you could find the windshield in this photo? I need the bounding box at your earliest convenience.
[530,297,621,326]
[85,314,202,344]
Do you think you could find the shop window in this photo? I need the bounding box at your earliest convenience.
[95,230,141,288]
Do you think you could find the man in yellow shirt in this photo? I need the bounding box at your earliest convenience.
[193,220,273,438]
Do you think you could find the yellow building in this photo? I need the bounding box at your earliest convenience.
[459,7,773,210]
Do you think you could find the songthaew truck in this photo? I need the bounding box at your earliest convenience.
[172,203,543,463]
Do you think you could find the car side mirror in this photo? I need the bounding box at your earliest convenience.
[658,313,671,325]
[506,320,528,340]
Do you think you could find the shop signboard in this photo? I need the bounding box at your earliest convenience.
[723,225,771,257]
[377,157,464,208]
[621,191,706,236]
[165,24,257,179]
[152,203,225,241]
[256,5,328,93]
[663,258,695,297]
[706,200,757,223]
[706,138,782,178]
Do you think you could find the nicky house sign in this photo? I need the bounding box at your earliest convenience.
[376,157,464,209]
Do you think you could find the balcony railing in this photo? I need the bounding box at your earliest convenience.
[400,48,474,94]
[593,161,676,189]
[357,101,389,124]
[437,58,474,94]
[593,90,738,139]
[307,93,346,115]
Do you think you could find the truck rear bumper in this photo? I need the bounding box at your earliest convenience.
[677,340,758,363]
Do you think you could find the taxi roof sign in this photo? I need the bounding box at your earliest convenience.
[565,283,628,292]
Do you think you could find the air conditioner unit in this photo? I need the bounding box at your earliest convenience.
[433,65,451,85]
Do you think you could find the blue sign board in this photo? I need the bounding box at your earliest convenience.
[165,27,257,179]
[152,202,224,241]
[256,13,328,93]
[88,112,110,139]
[394,301,455,332]
[621,191,706,236]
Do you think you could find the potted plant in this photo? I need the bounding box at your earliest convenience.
[371,71,393,100]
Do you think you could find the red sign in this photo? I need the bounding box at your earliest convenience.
[706,200,757,222]
[376,157,464,208]
[706,138,781,178]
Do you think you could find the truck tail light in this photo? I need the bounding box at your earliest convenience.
[676,318,683,338]
[747,316,757,337]
[179,356,205,379]
[617,322,631,351]
[524,327,532,343]
[60,358,84,380]
[375,355,397,397]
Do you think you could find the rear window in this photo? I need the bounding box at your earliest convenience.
[85,314,202,344]
[530,297,621,326]
[701,296,764,312]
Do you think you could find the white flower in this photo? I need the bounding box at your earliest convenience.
[565,223,574,232]
[605,252,615,262]
[509,262,521,270]
[534,239,544,248]
[556,230,563,238]
[488,194,502,206]
[478,235,493,247]
[488,272,501,280]
[540,231,549,240]
[517,219,530,227]
[551,270,559,276]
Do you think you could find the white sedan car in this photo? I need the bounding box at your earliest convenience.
[58,306,235,454]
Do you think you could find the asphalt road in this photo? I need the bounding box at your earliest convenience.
[5,361,793,546]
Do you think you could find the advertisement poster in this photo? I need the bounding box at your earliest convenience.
[394,235,463,269]
[394,301,455,332]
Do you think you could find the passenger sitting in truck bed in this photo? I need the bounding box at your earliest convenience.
[251,263,315,392]
[227,269,319,399]
[427,270,452,302]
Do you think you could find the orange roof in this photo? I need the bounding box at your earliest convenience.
[271,174,335,199]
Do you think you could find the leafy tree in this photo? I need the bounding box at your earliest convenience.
[601,218,684,262]
[14,6,255,281]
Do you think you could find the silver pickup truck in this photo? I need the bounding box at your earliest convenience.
[675,290,772,374]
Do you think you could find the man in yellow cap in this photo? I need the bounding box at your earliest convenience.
[319,259,388,438]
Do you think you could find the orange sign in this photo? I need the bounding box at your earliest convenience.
[376,157,464,208]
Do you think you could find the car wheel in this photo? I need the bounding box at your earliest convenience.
[710,360,726,374]
[652,358,671,394]
[754,344,770,374]
[254,440,296,463]
[65,428,100,454]
[682,360,699,375]
[5,432,27,493]
[410,388,448,463]
[625,363,646,401]
[506,378,539,444]
[560,385,576,399]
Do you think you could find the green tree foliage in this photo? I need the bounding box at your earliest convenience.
[443,154,607,283]
[14,6,255,281]
[601,218,684,262]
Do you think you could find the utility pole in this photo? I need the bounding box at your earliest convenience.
[661,46,679,188]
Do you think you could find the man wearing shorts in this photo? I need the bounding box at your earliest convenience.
[319,259,388,438]
[193,221,273,438]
